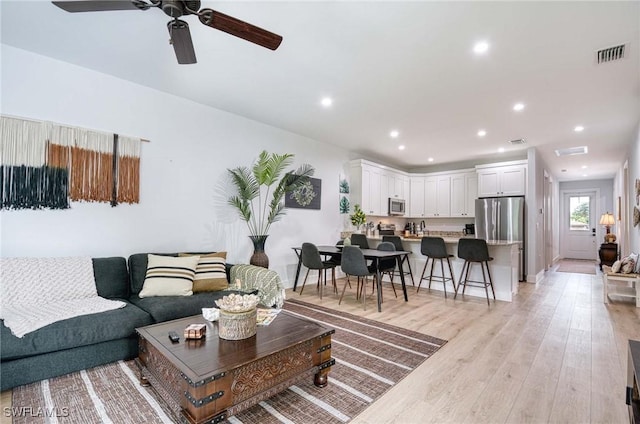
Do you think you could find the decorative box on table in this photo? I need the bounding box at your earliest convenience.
[183,324,206,340]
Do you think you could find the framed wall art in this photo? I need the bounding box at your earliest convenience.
[285,177,321,210]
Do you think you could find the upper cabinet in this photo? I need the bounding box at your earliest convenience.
[350,159,526,218]
[409,177,425,217]
[450,172,477,217]
[476,161,527,197]
[350,160,409,216]
[424,175,451,217]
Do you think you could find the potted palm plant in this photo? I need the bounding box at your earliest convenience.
[228,151,314,268]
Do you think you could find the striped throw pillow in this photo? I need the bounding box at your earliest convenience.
[179,252,229,292]
[138,254,199,298]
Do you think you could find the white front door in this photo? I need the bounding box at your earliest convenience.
[561,191,598,260]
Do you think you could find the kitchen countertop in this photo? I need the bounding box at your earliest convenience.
[365,235,521,246]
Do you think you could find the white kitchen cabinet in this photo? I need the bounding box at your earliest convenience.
[424,175,451,217]
[477,163,526,197]
[350,160,408,216]
[361,165,382,215]
[451,172,477,217]
[387,171,407,199]
[409,177,425,217]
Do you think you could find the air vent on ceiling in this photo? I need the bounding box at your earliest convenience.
[509,138,526,145]
[596,44,626,64]
[555,146,588,157]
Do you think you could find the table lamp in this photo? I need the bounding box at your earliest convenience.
[599,212,616,243]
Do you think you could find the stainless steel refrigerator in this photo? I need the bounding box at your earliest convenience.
[475,196,525,281]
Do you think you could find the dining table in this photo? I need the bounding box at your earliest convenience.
[291,245,410,312]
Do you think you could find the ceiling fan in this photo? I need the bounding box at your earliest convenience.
[52,1,283,64]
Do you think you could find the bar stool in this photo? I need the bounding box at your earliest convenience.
[300,242,337,299]
[418,237,456,297]
[455,238,495,306]
[382,235,415,286]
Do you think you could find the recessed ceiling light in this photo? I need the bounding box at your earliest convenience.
[427,157,434,162]
[574,125,585,132]
[390,130,400,138]
[398,145,405,150]
[513,103,525,111]
[320,97,333,107]
[581,165,588,169]
[477,130,487,137]
[498,147,505,153]
[473,41,490,54]
[582,174,588,177]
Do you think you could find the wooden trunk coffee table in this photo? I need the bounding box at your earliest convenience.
[135,311,334,424]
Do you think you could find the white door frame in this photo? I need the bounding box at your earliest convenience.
[559,188,601,259]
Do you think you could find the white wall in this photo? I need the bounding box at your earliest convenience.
[628,123,640,254]
[0,45,351,287]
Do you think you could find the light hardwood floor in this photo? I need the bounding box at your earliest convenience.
[1,263,637,423]
[293,263,639,424]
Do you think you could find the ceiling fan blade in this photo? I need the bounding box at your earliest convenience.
[52,1,148,13]
[198,8,283,51]
[168,20,197,64]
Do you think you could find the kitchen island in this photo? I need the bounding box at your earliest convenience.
[368,235,521,302]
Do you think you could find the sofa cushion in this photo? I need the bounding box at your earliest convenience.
[0,302,152,361]
[129,253,233,296]
[138,254,199,298]
[92,257,129,299]
[129,290,252,323]
[179,252,229,292]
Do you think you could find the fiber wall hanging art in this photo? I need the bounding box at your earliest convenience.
[0,115,144,210]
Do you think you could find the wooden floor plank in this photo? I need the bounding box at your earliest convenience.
[290,260,636,424]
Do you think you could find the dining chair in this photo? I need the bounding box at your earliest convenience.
[372,241,398,301]
[382,235,415,286]
[339,245,376,310]
[350,233,370,249]
[455,238,495,306]
[300,242,337,299]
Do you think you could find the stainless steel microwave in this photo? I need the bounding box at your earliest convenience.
[388,198,405,216]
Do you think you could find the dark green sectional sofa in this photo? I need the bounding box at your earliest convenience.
[0,253,256,391]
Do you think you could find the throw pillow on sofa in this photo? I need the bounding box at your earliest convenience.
[178,252,229,292]
[138,254,199,298]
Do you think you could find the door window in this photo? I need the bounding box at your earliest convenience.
[569,196,591,231]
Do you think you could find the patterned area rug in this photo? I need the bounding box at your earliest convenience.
[10,299,446,424]
[555,259,597,275]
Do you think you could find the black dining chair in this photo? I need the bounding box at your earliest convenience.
[340,245,377,310]
[382,235,415,286]
[300,242,337,299]
[350,233,370,249]
[372,241,398,301]
[455,238,495,306]
[418,237,456,297]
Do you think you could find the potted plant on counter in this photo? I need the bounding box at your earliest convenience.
[228,150,314,268]
[350,204,367,233]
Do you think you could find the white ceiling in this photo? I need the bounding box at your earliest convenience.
[2,1,639,181]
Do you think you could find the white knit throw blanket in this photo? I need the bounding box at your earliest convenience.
[0,257,126,338]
